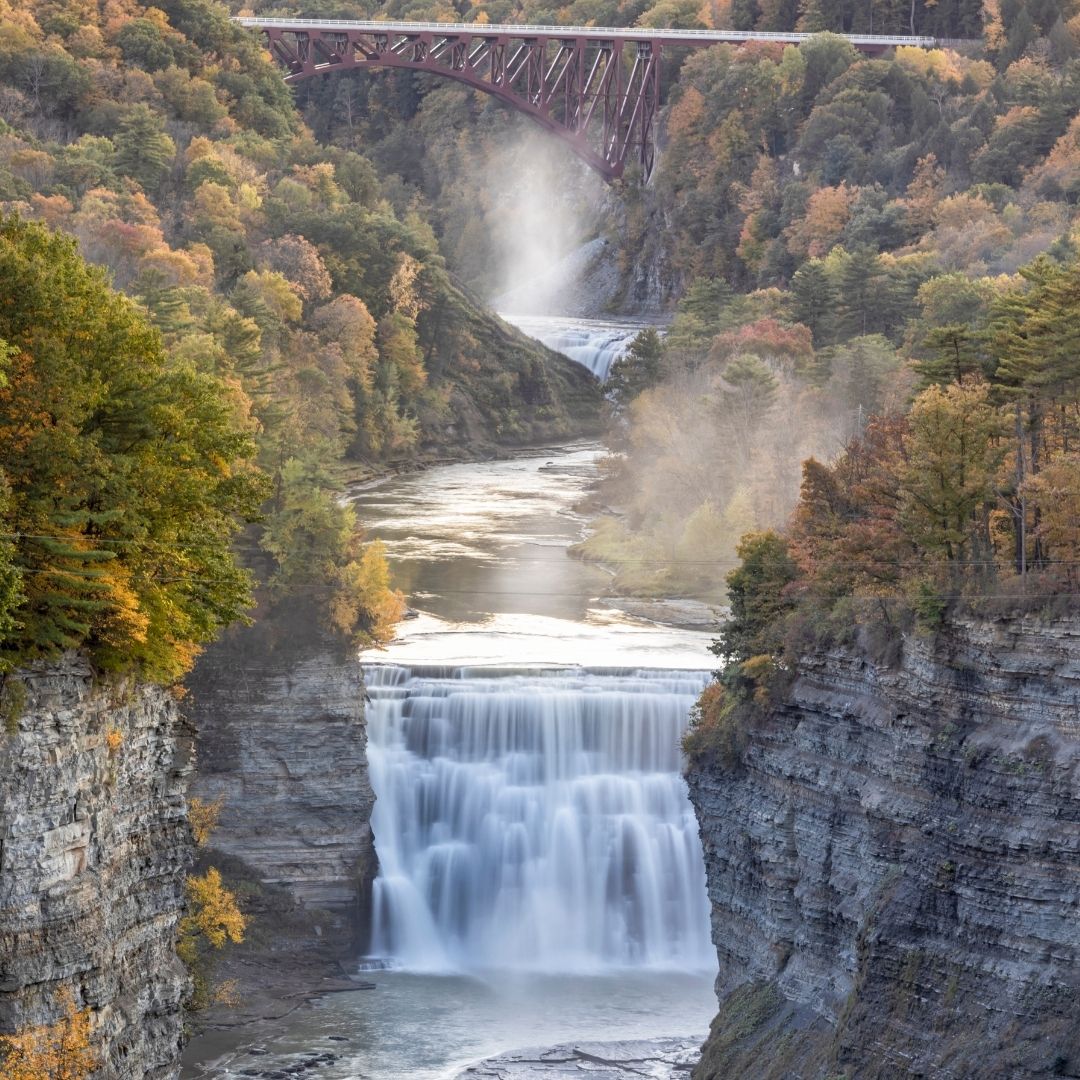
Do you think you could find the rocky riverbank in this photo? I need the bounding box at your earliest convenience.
[687,615,1080,1078]
[456,1037,702,1078]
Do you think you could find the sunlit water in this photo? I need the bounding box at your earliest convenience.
[184,442,719,1077]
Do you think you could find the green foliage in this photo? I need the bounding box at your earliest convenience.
[715,531,799,667]
[607,328,663,410]
[0,676,25,736]
[0,215,267,680]
[112,106,176,196]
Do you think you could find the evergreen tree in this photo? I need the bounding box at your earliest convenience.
[113,105,176,195]
[607,328,664,409]
[790,260,837,346]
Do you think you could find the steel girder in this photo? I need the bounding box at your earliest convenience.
[260,26,662,182]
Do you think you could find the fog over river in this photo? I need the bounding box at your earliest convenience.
[185,325,718,1079]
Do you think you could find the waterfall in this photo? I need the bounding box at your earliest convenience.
[365,664,714,974]
[501,315,643,381]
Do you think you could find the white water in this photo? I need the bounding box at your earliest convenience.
[366,664,713,974]
[502,314,644,380]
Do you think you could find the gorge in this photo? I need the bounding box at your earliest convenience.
[183,429,723,1078]
[4,2,1080,1076]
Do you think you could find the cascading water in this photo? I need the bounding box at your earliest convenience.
[502,314,644,381]
[365,663,714,973]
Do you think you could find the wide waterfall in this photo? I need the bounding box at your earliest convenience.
[501,315,643,381]
[365,664,714,973]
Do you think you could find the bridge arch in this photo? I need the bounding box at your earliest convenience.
[237,19,944,183]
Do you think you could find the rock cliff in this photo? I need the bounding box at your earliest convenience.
[687,616,1080,1079]
[0,654,191,1078]
[186,611,375,946]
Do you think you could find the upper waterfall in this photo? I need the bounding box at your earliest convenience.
[366,663,714,974]
[502,314,644,381]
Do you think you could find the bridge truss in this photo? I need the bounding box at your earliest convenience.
[237,19,940,182]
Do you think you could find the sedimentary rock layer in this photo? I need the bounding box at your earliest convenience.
[188,618,375,939]
[0,653,191,1079]
[688,617,1080,1078]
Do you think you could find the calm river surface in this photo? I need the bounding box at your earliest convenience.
[185,443,718,1078]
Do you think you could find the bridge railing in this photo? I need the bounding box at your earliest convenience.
[233,16,941,48]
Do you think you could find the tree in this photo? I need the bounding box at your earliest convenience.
[176,867,246,1012]
[113,105,176,195]
[790,260,836,346]
[785,182,856,259]
[0,989,97,1080]
[899,381,1005,564]
[835,248,884,338]
[607,328,663,409]
[0,215,267,680]
[714,530,798,665]
[715,354,779,467]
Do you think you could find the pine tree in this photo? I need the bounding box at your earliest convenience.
[113,105,176,195]
[607,328,664,409]
[790,260,837,346]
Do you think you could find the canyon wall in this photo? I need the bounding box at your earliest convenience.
[186,611,376,946]
[0,654,191,1078]
[687,616,1080,1079]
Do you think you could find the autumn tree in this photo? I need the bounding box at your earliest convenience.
[0,989,97,1080]
[176,868,246,1013]
[0,215,267,681]
[899,381,1005,566]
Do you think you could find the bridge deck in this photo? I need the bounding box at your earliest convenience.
[234,17,940,49]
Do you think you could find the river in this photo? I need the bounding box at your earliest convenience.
[184,326,718,1079]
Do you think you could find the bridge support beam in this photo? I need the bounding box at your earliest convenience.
[259,25,662,182]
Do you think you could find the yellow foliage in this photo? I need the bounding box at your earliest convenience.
[180,868,245,951]
[1024,454,1080,565]
[105,728,122,753]
[329,540,406,648]
[0,989,97,1080]
[983,0,1006,51]
[188,796,223,847]
[740,653,778,704]
[389,253,424,319]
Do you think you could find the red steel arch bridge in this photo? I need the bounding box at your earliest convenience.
[235,18,945,182]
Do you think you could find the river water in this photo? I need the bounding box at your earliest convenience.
[184,328,718,1078]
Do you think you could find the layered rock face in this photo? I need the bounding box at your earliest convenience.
[187,615,375,942]
[0,654,191,1079]
[688,617,1080,1079]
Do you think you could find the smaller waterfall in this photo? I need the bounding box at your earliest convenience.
[365,664,714,974]
[502,315,644,381]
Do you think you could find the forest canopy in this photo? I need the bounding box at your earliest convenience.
[0,215,266,681]
[0,0,602,666]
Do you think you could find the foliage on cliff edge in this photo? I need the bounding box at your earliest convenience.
[0,215,266,681]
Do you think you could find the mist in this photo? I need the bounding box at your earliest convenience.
[577,328,914,601]
[481,129,608,316]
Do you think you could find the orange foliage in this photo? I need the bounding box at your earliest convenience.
[0,989,97,1080]
[785,183,855,259]
[708,318,814,370]
[667,86,706,140]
